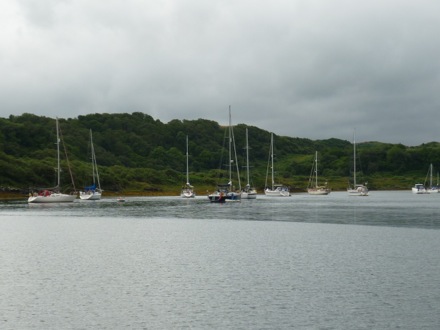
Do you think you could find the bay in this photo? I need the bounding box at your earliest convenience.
[1,191,440,329]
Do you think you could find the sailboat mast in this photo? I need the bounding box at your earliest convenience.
[430,163,433,188]
[228,106,232,187]
[56,118,61,188]
[315,151,318,188]
[186,135,190,185]
[271,132,274,189]
[90,129,96,186]
[353,130,357,187]
[90,129,101,190]
[245,128,250,186]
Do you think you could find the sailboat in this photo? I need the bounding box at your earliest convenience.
[412,163,438,194]
[307,151,331,195]
[411,183,428,194]
[28,118,77,203]
[347,130,368,196]
[426,163,439,193]
[208,106,241,202]
[241,128,257,199]
[181,135,195,198]
[264,132,290,197]
[80,129,103,200]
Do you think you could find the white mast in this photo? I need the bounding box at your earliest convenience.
[315,151,318,188]
[56,118,61,189]
[90,129,95,186]
[270,132,274,189]
[90,129,101,190]
[353,129,357,187]
[228,106,232,188]
[430,163,433,188]
[245,128,250,186]
[185,135,190,185]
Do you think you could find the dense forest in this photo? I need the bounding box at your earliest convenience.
[1,112,440,195]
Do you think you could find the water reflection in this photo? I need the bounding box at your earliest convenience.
[1,192,440,329]
[1,191,440,229]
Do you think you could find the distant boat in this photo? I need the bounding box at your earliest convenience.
[426,163,439,193]
[412,183,428,194]
[28,118,77,203]
[208,106,241,203]
[307,151,331,195]
[80,129,103,200]
[181,135,195,198]
[347,130,368,196]
[241,128,257,199]
[412,164,437,194]
[264,132,290,197]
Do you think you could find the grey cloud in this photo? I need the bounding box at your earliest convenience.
[1,0,440,145]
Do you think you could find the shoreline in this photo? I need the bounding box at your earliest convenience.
[0,188,197,200]
[1,188,412,201]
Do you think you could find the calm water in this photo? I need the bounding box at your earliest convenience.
[1,191,440,329]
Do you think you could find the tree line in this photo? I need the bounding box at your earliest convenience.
[1,112,440,193]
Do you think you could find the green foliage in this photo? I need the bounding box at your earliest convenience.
[1,112,440,192]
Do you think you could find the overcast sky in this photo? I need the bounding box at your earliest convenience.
[1,0,440,146]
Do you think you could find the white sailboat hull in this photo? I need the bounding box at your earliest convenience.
[347,186,369,196]
[241,191,257,199]
[264,187,290,197]
[412,184,429,194]
[307,188,331,195]
[181,190,195,198]
[412,189,429,194]
[79,191,102,200]
[28,193,76,203]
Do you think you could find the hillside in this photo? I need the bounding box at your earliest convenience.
[1,112,440,195]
